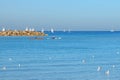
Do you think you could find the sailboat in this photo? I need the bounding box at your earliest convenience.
[63,29,66,32]
[68,29,71,32]
[25,27,28,31]
[51,28,54,33]
[31,28,35,31]
[2,28,5,31]
[41,28,44,33]
[110,29,114,32]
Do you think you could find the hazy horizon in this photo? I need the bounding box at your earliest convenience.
[0,0,120,31]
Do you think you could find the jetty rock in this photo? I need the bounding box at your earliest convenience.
[0,30,47,36]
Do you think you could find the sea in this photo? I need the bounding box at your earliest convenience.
[0,31,120,80]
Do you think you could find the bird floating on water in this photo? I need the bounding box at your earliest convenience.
[116,51,120,54]
[97,66,102,71]
[2,66,6,70]
[9,58,12,61]
[112,65,115,68]
[18,64,21,67]
[105,70,110,75]
[82,59,86,64]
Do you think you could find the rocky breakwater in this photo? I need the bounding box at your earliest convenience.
[0,30,47,36]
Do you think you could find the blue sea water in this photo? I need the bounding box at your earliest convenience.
[0,31,120,80]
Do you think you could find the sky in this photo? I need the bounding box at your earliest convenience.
[0,0,120,31]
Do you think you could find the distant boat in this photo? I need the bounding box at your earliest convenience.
[68,29,71,32]
[2,28,5,31]
[31,28,35,31]
[110,29,114,32]
[41,28,44,33]
[25,27,28,31]
[51,28,54,33]
[63,29,66,32]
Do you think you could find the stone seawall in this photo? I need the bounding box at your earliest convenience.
[0,30,47,36]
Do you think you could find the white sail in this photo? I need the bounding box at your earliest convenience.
[41,28,44,33]
[51,28,54,33]
[68,29,71,32]
[31,28,35,31]
[110,29,114,32]
[25,27,28,31]
[2,28,5,31]
[63,29,66,32]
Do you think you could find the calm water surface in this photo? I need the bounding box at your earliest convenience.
[0,31,120,80]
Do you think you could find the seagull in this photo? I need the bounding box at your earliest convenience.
[112,65,115,68]
[116,51,120,54]
[49,57,52,60]
[82,59,86,64]
[105,70,110,75]
[92,55,95,58]
[2,66,6,70]
[97,66,102,71]
[18,64,21,67]
[9,58,12,61]
[58,37,62,39]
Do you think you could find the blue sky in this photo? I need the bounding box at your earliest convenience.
[0,0,120,31]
